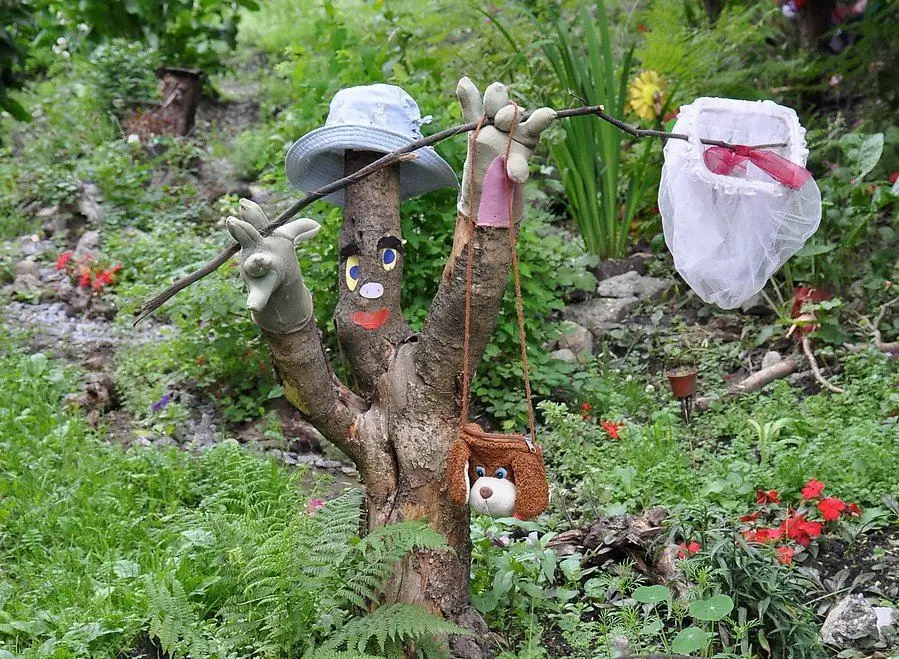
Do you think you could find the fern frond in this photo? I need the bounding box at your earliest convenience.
[335,521,448,606]
[325,604,468,656]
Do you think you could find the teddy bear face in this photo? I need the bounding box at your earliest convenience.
[467,462,516,517]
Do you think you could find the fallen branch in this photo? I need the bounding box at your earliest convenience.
[801,336,845,394]
[134,104,787,324]
[694,356,800,412]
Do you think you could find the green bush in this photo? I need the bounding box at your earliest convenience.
[35,0,259,72]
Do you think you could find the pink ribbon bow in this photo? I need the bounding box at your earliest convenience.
[703,145,812,190]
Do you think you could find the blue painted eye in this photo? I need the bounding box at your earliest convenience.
[475,466,485,477]
[349,265,360,279]
[495,467,508,479]
[381,248,398,271]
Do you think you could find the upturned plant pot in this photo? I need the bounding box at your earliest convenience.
[666,366,698,399]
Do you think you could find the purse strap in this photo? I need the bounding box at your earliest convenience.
[460,103,537,450]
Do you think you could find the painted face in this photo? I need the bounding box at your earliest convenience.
[340,235,404,331]
[467,463,517,517]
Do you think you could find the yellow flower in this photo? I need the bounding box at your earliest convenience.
[627,70,666,121]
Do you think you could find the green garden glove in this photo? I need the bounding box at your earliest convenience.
[226,199,320,335]
[456,77,556,226]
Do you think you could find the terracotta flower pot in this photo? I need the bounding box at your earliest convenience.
[666,366,698,398]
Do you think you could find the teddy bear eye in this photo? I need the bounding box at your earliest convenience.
[494,467,508,479]
[475,466,485,477]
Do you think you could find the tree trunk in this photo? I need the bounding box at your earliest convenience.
[239,76,552,656]
[261,148,513,657]
[155,67,202,136]
[797,0,836,48]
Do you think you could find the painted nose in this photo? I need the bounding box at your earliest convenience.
[479,486,493,500]
[359,282,383,299]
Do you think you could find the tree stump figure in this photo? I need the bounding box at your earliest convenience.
[227,78,556,658]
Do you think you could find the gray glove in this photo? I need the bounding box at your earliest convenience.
[226,199,320,335]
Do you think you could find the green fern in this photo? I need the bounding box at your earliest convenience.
[336,521,448,607]
[146,443,458,658]
[146,576,209,658]
[317,604,468,658]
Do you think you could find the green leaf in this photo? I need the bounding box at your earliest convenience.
[671,627,708,654]
[845,132,884,181]
[0,94,30,122]
[795,242,836,258]
[689,594,735,621]
[632,584,670,605]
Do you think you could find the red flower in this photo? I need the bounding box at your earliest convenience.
[744,527,782,543]
[600,420,624,439]
[889,171,899,185]
[637,22,649,32]
[818,497,846,521]
[846,503,862,517]
[91,265,122,290]
[678,541,701,558]
[740,511,762,523]
[78,273,92,288]
[777,545,795,565]
[789,287,829,338]
[801,479,825,500]
[581,402,592,420]
[56,251,73,270]
[756,489,780,504]
[781,514,822,547]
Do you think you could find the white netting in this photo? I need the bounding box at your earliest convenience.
[659,97,822,309]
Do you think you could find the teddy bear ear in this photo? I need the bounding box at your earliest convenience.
[446,438,472,507]
[510,450,549,520]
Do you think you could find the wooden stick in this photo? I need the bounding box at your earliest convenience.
[133,105,787,325]
[694,356,800,413]
[801,336,845,394]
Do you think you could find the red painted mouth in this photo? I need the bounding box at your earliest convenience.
[352,308,390,330]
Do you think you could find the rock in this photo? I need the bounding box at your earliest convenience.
[596,270,673,300]
[73,230,101,261]
[83,354,109,371]
[563,297,639,337]
[557,320,593,355]
[11,273,45,299]
[14,259,40,278]
[593,254,652,281]
[740,293,770,316]
[551,348,577,364]
[821,594,878,649]
[761,350,783,370]
[874,607,899,645]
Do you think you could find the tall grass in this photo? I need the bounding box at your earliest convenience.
[541,0,655,259]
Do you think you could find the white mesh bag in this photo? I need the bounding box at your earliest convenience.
[658,97,822,309]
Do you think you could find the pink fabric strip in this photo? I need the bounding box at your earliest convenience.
[703,145,813,190]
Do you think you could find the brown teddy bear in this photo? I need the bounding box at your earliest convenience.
[446,423,549,520]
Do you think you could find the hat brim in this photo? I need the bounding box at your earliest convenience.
[285,124,459,206]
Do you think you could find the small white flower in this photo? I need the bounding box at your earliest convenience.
[625,374,633,382]
[56,37,67,47]
[126,133,141,145]
[61,51,70,59]
[645,384,655,393]
[77,23,90,34]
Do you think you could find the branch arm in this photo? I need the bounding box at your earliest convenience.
[134,105,787,324]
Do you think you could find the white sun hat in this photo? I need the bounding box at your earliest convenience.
[285,83,458,206]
